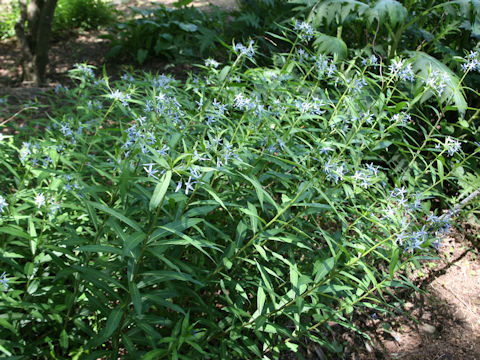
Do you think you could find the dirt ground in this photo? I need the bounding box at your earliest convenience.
[1,1,480,359]
[350,219,480,360]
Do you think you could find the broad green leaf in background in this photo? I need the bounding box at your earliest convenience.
[308,0,369,27]
[313,33,348,60]
[366,0,407,27]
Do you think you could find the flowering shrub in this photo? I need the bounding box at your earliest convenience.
[0,26,479,358]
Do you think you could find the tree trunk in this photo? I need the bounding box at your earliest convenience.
[15,0,58,86]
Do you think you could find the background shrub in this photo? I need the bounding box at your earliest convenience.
[105,5,228,64]
[53,0,116,34]
[0,1,20,40]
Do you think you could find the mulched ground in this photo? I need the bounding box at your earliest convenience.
[1,1,480,359]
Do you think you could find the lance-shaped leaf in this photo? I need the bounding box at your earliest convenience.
[149,170,172,211]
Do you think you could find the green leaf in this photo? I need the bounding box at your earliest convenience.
[0,344,12,357]
[313,33,348,60]
[367,0,407,27]
[0,226,31,239]
[373,140,393,151]
[27,279,39,294]
[129,281,142,316]
[240,204,265,232]
[137,48,148,65]
[85,202,99,231]
[143,295,186,315]
[149,170,172,211]
[240,173,279,211]
[290,264,299,292]
[389,247,400,279]
[204,187,232,217]
[88,201,143,232]
[142,270,203,286]
[77,245,123,255]
[437,158,444,181]
[28,218,37,255]
[218,66,231,83]
[257,286,266,315]
[0,318,17,334]
[154,229,219,259]
[123,232,146,258]
[72,265,127,292]
[149,218,203,242]
[313,257,335,283]
[255,260,273,292]
[173,0,193,8]
[60,329,69,351]
[121,334,138,356]
[310,0,369,26]
[87,305,124,348]
[143,349,166,360]
[176,22,198,32]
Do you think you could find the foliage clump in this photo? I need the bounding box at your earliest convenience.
[53,0,116,34]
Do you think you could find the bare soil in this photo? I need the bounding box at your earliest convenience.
[1,1,480,359]
[345,219,480,360]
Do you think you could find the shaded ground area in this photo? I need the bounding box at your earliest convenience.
[342,218,480,360]
[1,0,226,88]
[1,1,480,359]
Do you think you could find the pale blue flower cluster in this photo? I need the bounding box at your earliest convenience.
[63,175,81,192]
[34,193,46,208]
[0,195,8,214]
[294,97,324,115]
[87,99,103,110]
[461,51,480,73]
[321,156,379,187]
[435,137,462,156]
[389,58,415,81]
[382,186,452,252]
[390,112,411,126]
[294,19,314,42]
[74,63,95,78]
[423,69,447,96]
[205,58,220,68]
[315,54,337,77]
[361,54,378,66]
[18,141,60,167]
[109,89,131,106]
[0,272,8,288]
[121,73,135,82]
[234,41,255,59]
